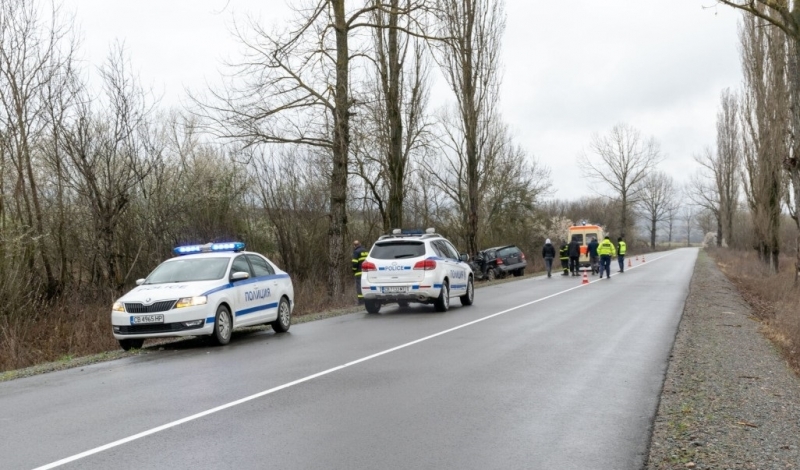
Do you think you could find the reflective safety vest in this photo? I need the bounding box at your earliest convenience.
[352,246,368,276]
[618,241,627,256]
[597,239,616,257]
[559,244,569,260]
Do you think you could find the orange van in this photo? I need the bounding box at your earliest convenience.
[567,224,604,270]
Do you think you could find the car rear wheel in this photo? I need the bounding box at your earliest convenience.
[434,281,450,312]
[486,269,496,281]
[460,277,474,306]
[211,305,233,345]
[365,299,381,314]
[118,338,144,351]
[514,268,525,277]
[271,297,291,333]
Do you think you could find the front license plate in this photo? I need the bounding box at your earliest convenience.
[131,314,164,325]
[382,286,408,294]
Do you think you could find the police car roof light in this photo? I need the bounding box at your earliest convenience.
[173,242,245,256]
[425,227,435,234]
[392,228,402,235]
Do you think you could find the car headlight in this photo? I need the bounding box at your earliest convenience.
[112,301,126,312]
[175,296,208,308]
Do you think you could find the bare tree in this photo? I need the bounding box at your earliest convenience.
[61,45,154,288]
[637,171,676,249]
[579,123,663,241]
[202,1,434,297]
[682,205,697,247]
[716,88,742,247]
[433,0,505,255]
[352,4,431,232]
[0,0,76,296]
[717,1,800,277]
[687,147,724,247]
[740,11,789,272]
[662,200,682,246]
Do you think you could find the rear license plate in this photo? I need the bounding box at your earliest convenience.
[382,286,408,294]
[131,314,164,325]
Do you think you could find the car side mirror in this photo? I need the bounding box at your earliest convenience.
[135,278,145,286]
[231,271,250,281]
[460,253,469,262]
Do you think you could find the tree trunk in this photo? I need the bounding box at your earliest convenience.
[328,0,350,298]
[650,217,656,249]
[385,0,405,231]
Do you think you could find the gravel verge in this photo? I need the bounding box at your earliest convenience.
[646,250,800,470]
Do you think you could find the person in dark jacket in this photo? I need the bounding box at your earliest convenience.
[352,240,368,304]
[558,240,570,276]
[542,238,556,278]
[587,237,599,275]
[568,236,581,276]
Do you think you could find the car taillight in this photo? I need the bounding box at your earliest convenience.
[361,261,377,272]
[496,258,504,265]
[413,259,437,270]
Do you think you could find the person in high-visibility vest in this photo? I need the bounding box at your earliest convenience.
[617,236,627,273]
[558,240,570,276]
[597,235,617,279]
[352,240,368,304]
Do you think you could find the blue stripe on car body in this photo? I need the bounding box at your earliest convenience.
[236,302,278,317]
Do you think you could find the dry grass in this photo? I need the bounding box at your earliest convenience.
[711,248,800,374]
[0,277,359,373]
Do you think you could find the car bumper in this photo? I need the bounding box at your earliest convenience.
[361,284,443,302]
[111,306,214,339]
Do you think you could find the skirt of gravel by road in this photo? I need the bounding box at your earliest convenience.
[646,251,800,470]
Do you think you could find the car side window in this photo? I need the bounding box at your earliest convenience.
[441,240,460,260]
[430,241,446,258]
[247,254,275,277]
[230,255,253,278]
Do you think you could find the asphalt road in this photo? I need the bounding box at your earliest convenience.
[0,248,697,470]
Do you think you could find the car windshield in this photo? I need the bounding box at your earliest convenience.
[371,241,426,259]
[145,258,230,284]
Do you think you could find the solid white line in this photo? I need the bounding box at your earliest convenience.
[34,252,675,469]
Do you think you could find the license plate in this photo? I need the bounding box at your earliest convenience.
[131,314,164,325]
[382,286,408,294]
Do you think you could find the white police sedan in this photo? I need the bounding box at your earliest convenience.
[111,242,294,351]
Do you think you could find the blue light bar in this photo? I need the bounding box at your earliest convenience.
[211,242,245,252]
[173,242,245,256]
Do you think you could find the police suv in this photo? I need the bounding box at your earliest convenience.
[360,229,474,314]
[111,242,294,351]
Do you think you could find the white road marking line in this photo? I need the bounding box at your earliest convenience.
[35,252,677,469]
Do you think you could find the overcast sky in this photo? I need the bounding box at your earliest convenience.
[61,0,743,201]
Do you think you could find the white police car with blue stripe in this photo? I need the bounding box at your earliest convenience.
[360,228,474,314]
[111,242,294,350]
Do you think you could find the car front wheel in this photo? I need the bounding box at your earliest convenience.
[434,281,450,312]
[118,338,144,351]
[486,269,496,281]
[211,305,233,345]
[460,277,474,306]
[271,297,291,333]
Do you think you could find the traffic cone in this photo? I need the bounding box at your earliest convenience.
[628,258,632,268]
[636,255,639,261]
[642,255,646,262]
[581,270,589,285]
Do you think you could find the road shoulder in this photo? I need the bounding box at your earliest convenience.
[646,251,800,469]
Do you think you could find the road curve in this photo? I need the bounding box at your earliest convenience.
[0,248,698,470]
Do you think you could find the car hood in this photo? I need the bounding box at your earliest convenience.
[118,280,223,303]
